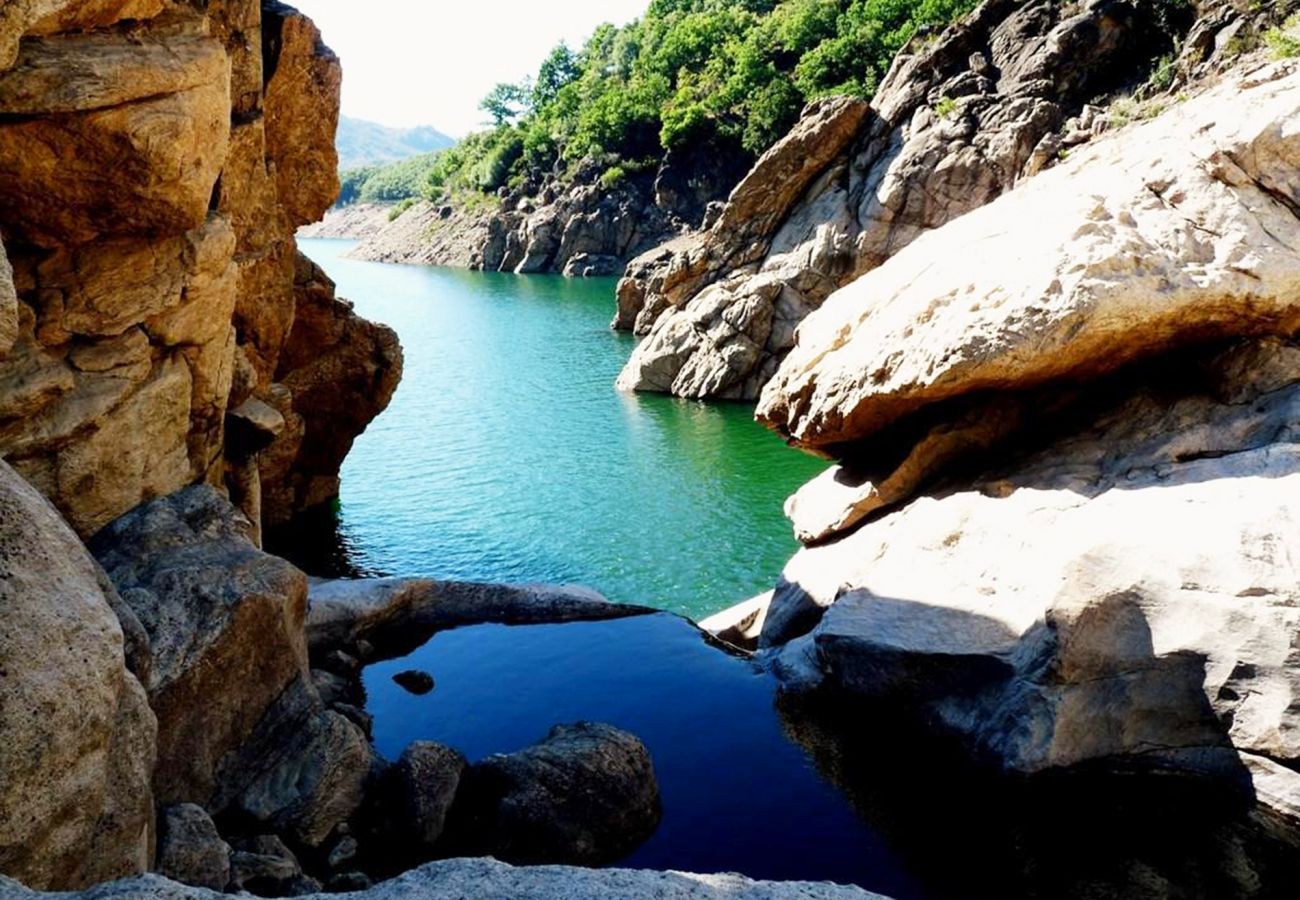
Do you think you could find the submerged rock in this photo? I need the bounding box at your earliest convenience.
[393,669,435,695]
[453,722,662,866]
[0,462,155,889]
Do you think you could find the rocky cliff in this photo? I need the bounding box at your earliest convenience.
[0,0,401,539]
[729,56,1300,828]
[343,147,750,276]
[614,0,1271,401]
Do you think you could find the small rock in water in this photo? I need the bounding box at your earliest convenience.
[393,669,435,695]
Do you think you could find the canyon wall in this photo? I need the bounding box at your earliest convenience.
[0,0,401,539]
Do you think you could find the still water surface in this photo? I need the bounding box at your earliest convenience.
[296,238,824,619]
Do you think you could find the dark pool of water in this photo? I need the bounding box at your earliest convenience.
[362,613,924,897]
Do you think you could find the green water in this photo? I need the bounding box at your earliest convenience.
[294,239,825,620]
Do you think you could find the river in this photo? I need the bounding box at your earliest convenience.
[292,238,824,620]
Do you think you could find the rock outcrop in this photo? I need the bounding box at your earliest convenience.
[345,146,751,276]
[0,859,883,900]
[0,461,156,890]
[751,60,1300,824]
[0,0,399,538]
[615,0,1195,400]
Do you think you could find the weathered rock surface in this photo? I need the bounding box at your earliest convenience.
[0,461,156,890]
[259,254,401,525]
[751,59,1300,827]
[306,577,654,660]
[759,63,1300,451]
[296,203,392,241]
[226,835,316,897]
[89,486,309,807]
[155,806,229,892]
[618,0,1194,400]
[363,742,466,868]
[452,723,662,866]
[0,0,397,536]
[0,859,882,900]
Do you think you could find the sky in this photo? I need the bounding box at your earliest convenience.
[289,0,650,137]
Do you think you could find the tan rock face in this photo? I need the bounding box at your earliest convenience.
[758,64,1300,450]
[0,0,397,535]
[617,0,1179,401]
[0,461,156,890]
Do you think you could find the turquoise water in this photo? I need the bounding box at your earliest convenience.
[294,239,825,619]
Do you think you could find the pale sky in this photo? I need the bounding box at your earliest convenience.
[290,0,649,137]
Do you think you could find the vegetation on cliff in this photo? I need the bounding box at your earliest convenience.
[337,0,981,207]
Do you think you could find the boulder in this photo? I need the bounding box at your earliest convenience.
[758,63,1300,450]
[618,0,1185,400]
[306,577,654,660]
[89,486,309,807]
[453,723,661,866]
[0,240,15,356]
[227,835,317,897]
[209,678,374,849]
[0,461,155,890]
[155,805,230,891]
[0,859,883,900]
[0,0,165,71]
[364,743,467,869]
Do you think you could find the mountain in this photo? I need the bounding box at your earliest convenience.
[336,115,455,170]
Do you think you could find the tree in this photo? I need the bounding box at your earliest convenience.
[533,43,581,109]
[480,81,531,126]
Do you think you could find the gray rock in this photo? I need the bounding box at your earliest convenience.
[89,486,309,807]
[0,858,883,899]
[306,578,654,660]
[392,669,434,695]
[365,742,466,867]
[227,835,314,897]
[155,805,229,891]
[455,722,661,865]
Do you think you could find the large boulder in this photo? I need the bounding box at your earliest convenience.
[0,461,156,890]
[89,486,309,806]
[363,742,467,870]
[758,63,1300,450]
[452,723,661,866]
[617,0,1193,400]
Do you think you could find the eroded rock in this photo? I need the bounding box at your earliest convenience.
[155,805,230,892]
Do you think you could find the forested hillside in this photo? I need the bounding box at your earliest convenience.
[338,0,986,206]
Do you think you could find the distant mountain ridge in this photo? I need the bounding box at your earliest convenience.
[337,115,454,170]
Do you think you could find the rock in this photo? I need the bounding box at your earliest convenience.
[210,678,374,849]
[698,591,771,651]
[0,240,16,356]
[325,837,358,872]
[0,461,155,890]
[306,577,654,660]
[0,859,884,899]
[226,398,287,460]
[393,670,435,695]
[155,805,230,891]
[0,2,166,70]
[325,873,371,893]
[227,835,318,898]
[89,486,309,807]
[259,254,402,524]
[365,742,467,869]
[454,723,661,866]
[758,64,1300,451]
[618,0,1182,400]
[0,16,230,247]
[765,422,1300,793]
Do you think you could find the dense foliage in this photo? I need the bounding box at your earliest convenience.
[337,0,980,206]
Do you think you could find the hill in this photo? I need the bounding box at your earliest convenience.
[336,115,455,170]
